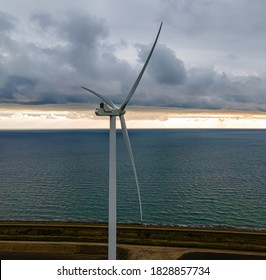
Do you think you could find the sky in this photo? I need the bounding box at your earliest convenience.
[1,0,266,128]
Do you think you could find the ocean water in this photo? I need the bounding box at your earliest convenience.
[0,129,265,230]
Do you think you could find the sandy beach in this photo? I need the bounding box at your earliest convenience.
[0,221,265,260]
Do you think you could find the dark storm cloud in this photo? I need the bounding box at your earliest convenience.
[1,4,266,111]
[0,75,38,102]
[58,10,109,77]
[0,9,135,105]
[133,55,266,111]
[30,9,135,100]
[30,9,109,75]
[131,39,266,110]
[171,69,266,111]
[137,43,186,85]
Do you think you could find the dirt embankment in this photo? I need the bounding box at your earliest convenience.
[0,221,265,260]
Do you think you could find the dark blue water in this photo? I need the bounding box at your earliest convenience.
[0,129,265,230]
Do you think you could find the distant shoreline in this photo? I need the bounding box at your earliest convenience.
[0,219,266,231]
[0,221,265,259]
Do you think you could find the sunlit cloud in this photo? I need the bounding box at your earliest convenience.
[1,106,266,129]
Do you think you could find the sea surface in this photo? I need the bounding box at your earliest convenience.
[0,129,265,230]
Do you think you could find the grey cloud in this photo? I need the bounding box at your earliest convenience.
[60,10,108,46]
[162,0,266,57]
[0,11,17,50]
[24,92,77,105]
[30,11,56,30]
[137,43,186,85]
[162,0,211,34]
[0,11,16,33]
[30,10,108,76]
[0,75,38,103]
[135,60,266,111]
[186,68,218,95]
[1,5,266,111]
[177,70,266,111]
[0,9,136,105]
[54,10,108,77]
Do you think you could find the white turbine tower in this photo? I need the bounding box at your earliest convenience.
[82,22,162,260]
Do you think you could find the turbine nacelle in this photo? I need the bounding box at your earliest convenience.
[96,103,125,116]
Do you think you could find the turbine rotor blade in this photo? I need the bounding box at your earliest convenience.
[119,115,143,221]
[81,86,117,109]
[120,22,163,111]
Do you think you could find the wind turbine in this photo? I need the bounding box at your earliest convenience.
[82,22,162,260]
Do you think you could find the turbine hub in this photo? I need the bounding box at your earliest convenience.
[95,103,125,116]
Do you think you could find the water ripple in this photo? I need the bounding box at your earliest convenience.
[0,129,266,229]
